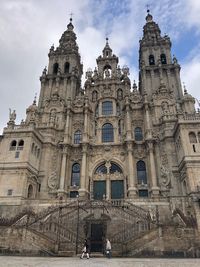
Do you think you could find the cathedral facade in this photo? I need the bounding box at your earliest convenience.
[0,12,200,256]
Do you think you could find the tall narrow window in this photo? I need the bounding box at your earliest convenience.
[149,55,155,65]
[135,127,143,141]
[102,101,113,115]
[189,132,197,143]
[118,120,121,135]
[53,63,59,74]
[27,184,33,198]
[160,54,167,64]
[74,130,82,144]
[64,62,70,74]
[71,163,80,186]
[10,140,17,151]
[95,121,98,136]
[18,139,24,150]
[137,161,147,184]
[102,123,114,143]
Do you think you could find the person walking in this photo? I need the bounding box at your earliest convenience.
[80,239,90,259]
[105,238,111,259]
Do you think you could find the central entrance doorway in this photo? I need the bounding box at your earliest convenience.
[90,223,104,252]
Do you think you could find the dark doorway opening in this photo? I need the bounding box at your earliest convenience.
[90,223,104,252]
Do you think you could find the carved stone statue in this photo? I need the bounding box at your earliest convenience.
[9,109,16,122]
[160,164,171,187]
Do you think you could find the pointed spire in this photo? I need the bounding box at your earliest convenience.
[133,80,137,91]
[103,37,112,58]
[33,93,37,105]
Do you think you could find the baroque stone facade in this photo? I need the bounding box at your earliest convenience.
[0,12,200,256]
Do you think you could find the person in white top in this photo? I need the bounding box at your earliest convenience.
[106,239,111,258]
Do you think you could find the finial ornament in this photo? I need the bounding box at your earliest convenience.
[146,4,150,13]
[34,93,37,104]
[183,82,188,94]
[69,12,74,22]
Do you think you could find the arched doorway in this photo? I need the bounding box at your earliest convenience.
[92,161,125,200]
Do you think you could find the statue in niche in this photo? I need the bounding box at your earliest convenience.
[9,109,16,122]
[48,171,58,190]
[160,164,171,187]
[49,109,56,124]
[161,101,169,115]
[104,68,111,78]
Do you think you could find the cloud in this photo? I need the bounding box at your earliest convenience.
[181,55,200,103]
[0,0,200,133]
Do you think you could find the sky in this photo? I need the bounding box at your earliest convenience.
[0,0,200,134]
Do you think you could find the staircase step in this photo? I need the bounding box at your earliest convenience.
[90,252,104,258]
[58,251,75,257]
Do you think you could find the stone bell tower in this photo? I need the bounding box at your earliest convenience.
[37,18,83,125]
[139,10,183,101]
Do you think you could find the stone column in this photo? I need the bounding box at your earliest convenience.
[127,141,137,197]
[174,67,183,99]
[64,111,70,143]
[106,174,110,200]
[148,141,160,196]
[125,96,132,140]
[79,144,88,198]
[58,146,68,198]
[83,97,89,142]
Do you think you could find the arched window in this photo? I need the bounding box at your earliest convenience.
[74,130,82,144]
[149,55,155,65]
[110,163,122,174]
[189,132,197,143]
[135,127,143,141]
[95,162,123,174]
[102,101,113,115]
[53,63,59,74]
[117,89,123,100]
[102,123,114,142]
[10,140,17,151]
[161,54,167,64]
[95,163,107,174]
[92,91,98,102]
[71,163,80,186]
[27,184,33,199]
[137,161,147,184]
[64,62,70,74]
[18,139,24,150]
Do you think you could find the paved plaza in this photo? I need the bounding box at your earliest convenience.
[0,256,200,267]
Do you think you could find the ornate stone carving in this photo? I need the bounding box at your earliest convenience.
[48,150,59,191]
[48,171,58,190]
